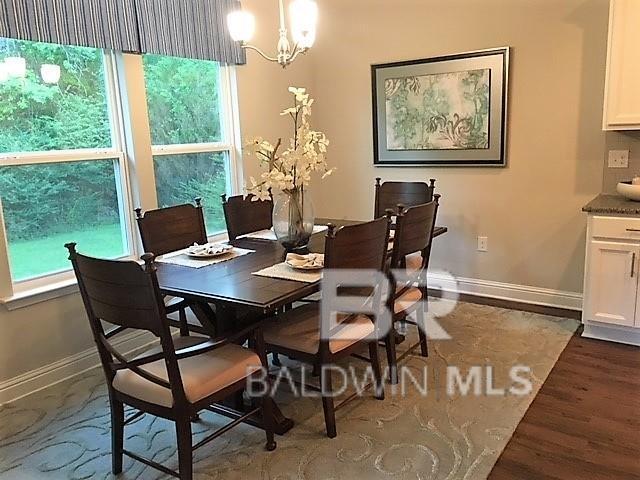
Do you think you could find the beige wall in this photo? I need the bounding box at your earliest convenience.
[310,0,608,293]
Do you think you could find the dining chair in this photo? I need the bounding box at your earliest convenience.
[135,199,208,336]
[222,193,274,241]
[262,216,391,438]
[65,244,276,480]
[384,196,440,384]
[374,177,437,219]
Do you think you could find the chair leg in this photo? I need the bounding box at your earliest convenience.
[385,328,399,385]
[110,398,124,475]
[179,308,190,337]
[368,341,385,400]
[320,366,337,438]
[261,396,277,451]
[176,420,193,480]
[416,302,429,358]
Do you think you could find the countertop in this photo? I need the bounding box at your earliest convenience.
[582,194,640,216]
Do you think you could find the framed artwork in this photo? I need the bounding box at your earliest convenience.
[372,47,509,167]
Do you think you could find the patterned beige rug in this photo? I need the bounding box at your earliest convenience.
[0,301,577,480]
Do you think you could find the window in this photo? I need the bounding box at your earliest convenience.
[0,38,130,283]
[0,40,241,292]
[143,55,234,235]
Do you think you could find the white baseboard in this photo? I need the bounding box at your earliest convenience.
[427,272,583,311]
[582,323,640,347]
[0,331,157,406]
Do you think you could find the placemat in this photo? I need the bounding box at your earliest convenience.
[252,262,323,283]
[156,247,254,269]
[238,225,329,241]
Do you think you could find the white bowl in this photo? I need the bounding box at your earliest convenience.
[617,181,640,202]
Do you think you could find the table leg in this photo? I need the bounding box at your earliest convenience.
[188,302,218,337]
[208,399,294,435]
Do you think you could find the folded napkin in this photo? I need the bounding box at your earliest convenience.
[187,243,232,257]
[286,253,324,269]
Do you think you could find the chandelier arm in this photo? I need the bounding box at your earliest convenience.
[241,43,280,63]
[288,45,308,64]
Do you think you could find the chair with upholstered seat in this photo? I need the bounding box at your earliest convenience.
[263,216,391,438]
[374,178,436,219]
[65,244,276,480]
[384,197,440,384]
[135,199,208,336]
[222,193,274,241]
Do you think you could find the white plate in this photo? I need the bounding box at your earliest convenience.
[186,244,233,259]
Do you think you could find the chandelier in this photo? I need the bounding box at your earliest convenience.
[227,0,318,68]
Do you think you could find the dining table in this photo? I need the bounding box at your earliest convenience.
[155,217,448,434]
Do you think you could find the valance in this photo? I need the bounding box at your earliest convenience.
[0,0,246,64]
[135,0,245,64]
[0,0,141,53]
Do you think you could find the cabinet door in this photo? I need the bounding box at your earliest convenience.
[584,241,639,327]
[603,0,640,130]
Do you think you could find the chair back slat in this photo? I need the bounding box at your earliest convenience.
[72,252,166,336]
[136,200,207,256]
[390,197,440,273]
[222,194,273,241]
[324,216,391,271]
[374,178,436,218]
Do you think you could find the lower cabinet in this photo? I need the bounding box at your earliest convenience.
[584,241,638,327]
[583,215,640,345]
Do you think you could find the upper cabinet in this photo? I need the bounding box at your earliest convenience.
[603,0,640,131]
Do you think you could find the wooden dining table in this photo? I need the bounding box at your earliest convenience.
[155,217,447,434]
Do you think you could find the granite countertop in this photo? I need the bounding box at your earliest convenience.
[582,194,640,215]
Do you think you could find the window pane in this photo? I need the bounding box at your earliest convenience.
[0,38,111,153]
[0,160,128,281]
[143,55,223,145]
[154,152,228,234]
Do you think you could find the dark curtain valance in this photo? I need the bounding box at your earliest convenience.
[135,0,245,65]
[0,0,140,53]
[0,0,246,65]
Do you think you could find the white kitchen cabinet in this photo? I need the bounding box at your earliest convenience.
[582,214,640,345]
[603,0,640,130]
[584,241,638,327]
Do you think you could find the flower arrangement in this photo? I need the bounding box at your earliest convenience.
[245,87,333,250]
[246,87,333,200]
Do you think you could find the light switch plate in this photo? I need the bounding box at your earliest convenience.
[608,150,629,168]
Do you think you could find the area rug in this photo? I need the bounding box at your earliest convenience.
[0,301,578,479]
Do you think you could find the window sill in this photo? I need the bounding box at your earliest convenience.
[0,277,79,311]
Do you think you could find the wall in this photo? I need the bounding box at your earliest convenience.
[310,0,608,294]
[0,0,310,390]
[603,131,640,193]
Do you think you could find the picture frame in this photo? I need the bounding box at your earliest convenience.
[372,47,509,167]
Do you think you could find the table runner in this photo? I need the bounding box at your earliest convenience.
[157,247,254,269]
[252,262,323,283]
[238,225,329,241]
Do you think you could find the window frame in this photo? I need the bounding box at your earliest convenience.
[0,49,244,306]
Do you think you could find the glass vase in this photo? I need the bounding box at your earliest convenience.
[273,187,315,252]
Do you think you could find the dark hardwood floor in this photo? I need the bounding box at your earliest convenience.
[489,333,640,480]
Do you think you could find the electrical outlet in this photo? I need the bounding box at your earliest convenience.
[477,236,488,252]
[608,150,629,168]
